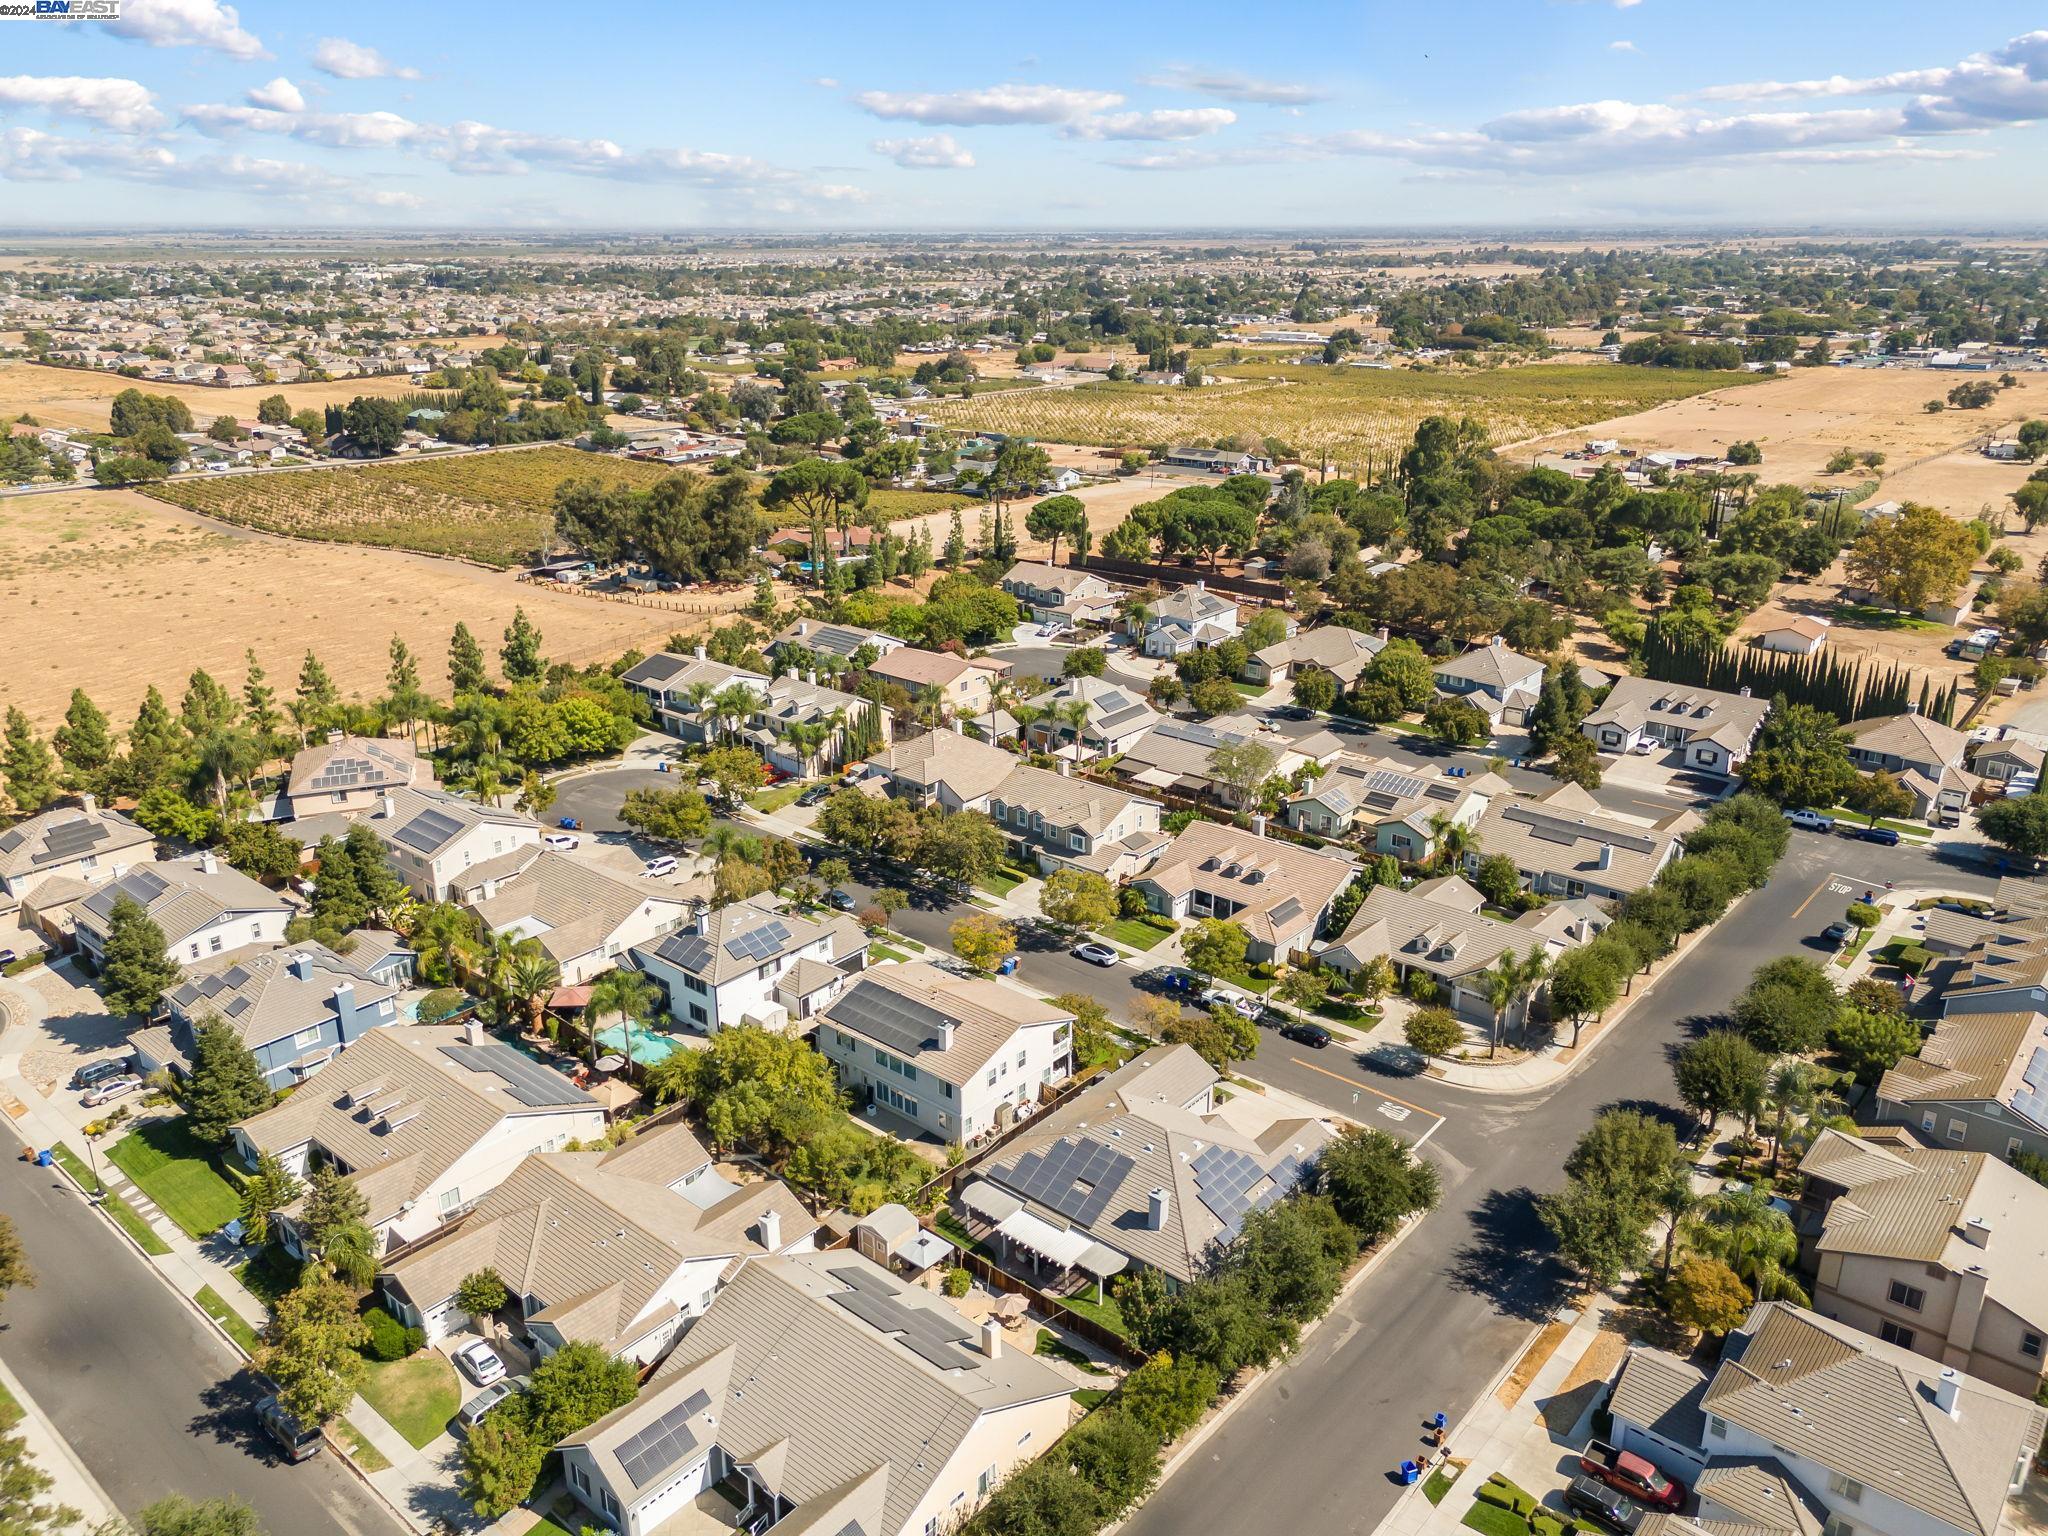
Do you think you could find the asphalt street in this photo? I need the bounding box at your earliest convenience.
[0,1154,401,1536]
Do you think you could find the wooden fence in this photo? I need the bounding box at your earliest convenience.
[943,1243,1146,1363]
[513,573,751,617]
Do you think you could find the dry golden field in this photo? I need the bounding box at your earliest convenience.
[0,360,434,434]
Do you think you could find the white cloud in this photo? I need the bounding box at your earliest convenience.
[310,37,421,82]
[813,77,839,89]
[1686,29,2048,128]
[1061,107,1236,141]
[1615,0,1643,8]
[0,129,419,210]
[812,183,870,202]
[245,76,305,113]
[872,133,976,168]
[182,102,427,150]
[1136,66,1327,106]
[854,83,1122,125]
[1107,143,1312,171]
[0,75,164,133]
[1609,41,1639,54]
[105,0,265,61]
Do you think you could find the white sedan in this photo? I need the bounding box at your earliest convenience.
[453,1339,506,1387]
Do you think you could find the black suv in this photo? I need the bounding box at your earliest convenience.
[1565,1475,1647,1535]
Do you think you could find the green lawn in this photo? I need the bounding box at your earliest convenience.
[1035,1329,1109,1374]
[748,782,807,813]
[1462,1503,1528,1536]
[1836,927,1876,968]
[1316,999,1383,1025]
[50,1143,171,1255]
[338,1420,392,1474]
[196,1285,260,1354]
[1425,1467,1459,1506]
[1053,1287,1128,1338]
[1231,681,1267,699]
[977,864,1035,899]
[358,1354,462,1450]
[106,1118,243,1238]
[1073,1388,1111,1410]
[933,1209,994,1258]
[234,1246,306,1308]
[1834,603,1947,633]
[871,944,913,964]
[1104,916,1174,951]
[1820,808,1930,837]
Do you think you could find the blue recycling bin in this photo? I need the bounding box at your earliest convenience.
[1433,1412,1448,1432]
[1400,1461,1421,1485]
[35,1149,52,1167]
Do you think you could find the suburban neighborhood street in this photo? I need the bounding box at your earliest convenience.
[0,1146,402,1536]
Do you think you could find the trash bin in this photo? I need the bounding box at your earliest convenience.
[1433,1412,1448,1432]
[35,1149,52,1167]
[1400,1461,1421,1485]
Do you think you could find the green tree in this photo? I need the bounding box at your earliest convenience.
[255,1267,368,1425]
[1310,1126,1440,1245]
[1743,702,1855,809]
[238,1151,302,1247]
[185,1018,274,1143]
[1666,1255,1752,1337]
[1360,639,1435,712]
[916,808,1006,886]
[52,688,114,791]
[449,621,490,694]
[1025,494,1088,563]
[1548,732,1604,790]
[137,1494,267,1536]
[385,635,427,740]
[619,785,712,842]
[300,1163,375,1286]
[499,608,546,685]
[239,651,281,745]
[1539,1175,1653,1287]
[1472,853,1521,909]
[1291,666,1339,713]
[1547,944,1624,1047]
[1979,795,2048,861]
[700,744,769,803]
[949,912,1017,975]
[292,652,339,742]
[646,1025,844,1157]
[1403,1006,1464,1059]
[1118,1351,1219,1443]
[524,1339,639,1441]
[1828,1009,1922,1083]
[1180,918,1250,981]
[180,669,238,739]
[0,1212,33,1306]
[1038,869,1115,933]
[1733,955,1843,1054]
[1844,504,1977,613]
[1687,1186,1806,1302]
[1674,1030,1769,1128]
[99,894,180,1018]
[1,708,58,815]
[458,1409,545,1520]
[1421,696,1489,747]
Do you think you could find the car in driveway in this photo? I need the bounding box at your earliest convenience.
[797,783,835,807]
[1783,808,1835,832]
[453,1339,507,1386]
[1277,1020,1331,1048]
[71,1058,128,1092]
[1070,941,1118,967]
[256,1394,323,1463]
[543,832,579,851]
[453,1376,528,1435]
[1565,1476,1647,1535]
[82,1074,142,1108]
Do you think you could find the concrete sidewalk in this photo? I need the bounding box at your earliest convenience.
[0,1350,121,1530]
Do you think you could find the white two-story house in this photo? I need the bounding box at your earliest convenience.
[366,787,543,901]
[632,896,867,1035]
[76,853,292,972]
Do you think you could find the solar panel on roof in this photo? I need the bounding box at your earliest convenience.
[722,920,790,962]
[394,807,464,854]
[613,1396,704,1489]
[37,819,109,863]
[1005,1137,1133,1228]
[1363,769,1427,800]
[831,981,954,1058]
[438,1040,592,1107]
[824,1266,984,1370]
[1192,1144,1268,1230]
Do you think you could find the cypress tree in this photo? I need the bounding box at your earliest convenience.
[53,688,115,790]
[186,1017,274,1143]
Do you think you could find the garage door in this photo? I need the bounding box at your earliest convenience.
[633,1456,711,1530]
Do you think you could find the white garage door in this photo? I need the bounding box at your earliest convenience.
[633,1456,711,1531]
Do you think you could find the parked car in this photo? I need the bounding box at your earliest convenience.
[557,816,581,830]
[1565,1476,1647,1535]
[643,854,679,878]
[71,1058,127,1092]
[825,889,857,911]
[797,783,834,807]
[452,1376,528,1435]
[255,1394,323,1463]
[1578,1440,1684,1510]
[1854,825,1902,846]
[1783,808,1835,832]
[1137,966,1201,995]
[1070,942,1118,967]
[453,1339,507,1387]
[1822,921,1855,945]
[1201,988,1258,1020]
[542,833,579,852]
[82,1074,142,1108]
[1278,1021,1331,1049]
[1630,739,1657,755]
[0,948,15,967]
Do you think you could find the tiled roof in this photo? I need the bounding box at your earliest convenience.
[286,735,423,800]
[820,963,1069,1085]
[466,853,688,968]
[867,731,1018,804]
[1140,820,1357,947]
[1877,1009,2045,1124]
[1845,711,1969,771]
[166,941,397,1052]
[78,855,287,944]
[1468,783,1696,892]
[989,761,1157,841]
[1432,639,1544,692]
[637,896,836,987]
[0,803,153,879]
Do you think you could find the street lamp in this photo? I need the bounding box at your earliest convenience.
[83,1134,106,1203]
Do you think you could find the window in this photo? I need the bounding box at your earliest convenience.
[2023,1332,2043,1360]
[1921,1111,1938,1134]
[683,974,708,994]
[569,1464,589,1494]
[1879,1320,1916,1349]
[1068,832,1084,851]
[689,1004,707,1025]
[979,1466,997,1497]
[292,1026,323,1050]
[1947,1119,1967,1143]
[2010,1138,2026,1159]
[1887,1280,1925,1312]
[1016,1050,1027,1069]
[209,933,224,954]
[1707,1416,1727,1439]
[439,1186,463,1215]
[1828,1474,1864,1504]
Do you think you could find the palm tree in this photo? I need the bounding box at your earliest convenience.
[582,968,658,1068]
[192,727,264,812]
[1763,1062,1819,1173]
[1656,1175,1700,1282]
[503,952,562,1038]
[681,680,718,736]
[782,720,831,777]
[913,685,948,731]
[1056,698,1091,755]
[1009,702,1046,755]
[1428,812,1473,875]
[448,694,502,762]
[1686,1186,1807,1303]
[1476,946,1550,1055]
[712,684,763,745]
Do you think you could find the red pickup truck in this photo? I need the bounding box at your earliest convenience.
[1578,1441,1685,1510]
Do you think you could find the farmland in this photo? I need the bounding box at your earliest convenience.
[866,487,975,520]
[0,359,432,434]
[142,446,673,568]
[923,362,1754,468]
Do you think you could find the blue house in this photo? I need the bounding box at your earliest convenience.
[133,941,402,1090]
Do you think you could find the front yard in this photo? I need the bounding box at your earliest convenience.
[106,1117,243,1238]
[358,1353,462,1450]
[1104,915,1175,951]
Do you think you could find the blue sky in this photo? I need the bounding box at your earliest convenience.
[2,0,2045,229]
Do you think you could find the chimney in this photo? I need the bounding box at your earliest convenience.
[331,981,358,1041]
[807,669,818,686]
[797,620,810,636]
[757,1208,781,1251]
[1252,814,1269,838]
[464,1016,482,1046]
[289,950,315,982]
[79,793,97,815]
[979,1318,1002,1359]
[1597,843,1613,871]
[1963,1215,1992,1248]
[378,792,395,819]
[953,715,964,735]
[694,642,707,661]
[937,1020,957,1052]
[197,851,218,876]
[1908,697,1921,716]
[1058,757,1071,777]
[1194,578,1205,592]
[1738,685,1752,698]
[1147,1187,1170,1230]
[1375,625,1390,642]
[1935,1367,1962,1418]
[325,727,344,745]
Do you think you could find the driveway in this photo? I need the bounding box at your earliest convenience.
[5,956,128,1107]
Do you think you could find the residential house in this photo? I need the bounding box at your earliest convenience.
[985,762,1168,880]
[1141,582,1240,659]
[134,942,401,1088]
[556,1249,1073,1536]
[1164,445,1267,473]
[1583,678,1772,775]
[1245,624,1388,688]
[1465,782,1697,902]
[624,652,891,776]
[458,852,695,987]
[865,647,1011,720]
[280,732,434,818]
[75,853,292,972]
[380,1123,815,1356]
[1755,615,1831,656]
[1320,876,1608,1024]
[1872,1004,2048,1165]
[633,895,866,1036]
[0,797,155,908]
[998,560,1123,629]
[1431,640,1546,729]
[1797,1129,2048,1397]
[959,1044,1330,1289]
[1113,716,1310,809]
[862,730,1019,812]
[1845,712,1977,821]
[816,963,1074,1144]
[1605,1302,2043,1536]
[364,787,542,901]
[1284,753,1510,862]
[1969,730,2047,789]
[229,1024,605,1254]
[1135,819,1358,964]
[769,618,906,665]
[1021,675,1162,759]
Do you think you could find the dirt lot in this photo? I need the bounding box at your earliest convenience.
[0,488,721,731]
[1514,367,2048,501]
[0,360,432,434]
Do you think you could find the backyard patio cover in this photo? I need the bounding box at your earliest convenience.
[991,1209,1128,1280]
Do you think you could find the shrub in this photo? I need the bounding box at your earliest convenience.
[362,1305,419,1362]
[1403,969,1440,1004]
[943,1266,972,1298]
